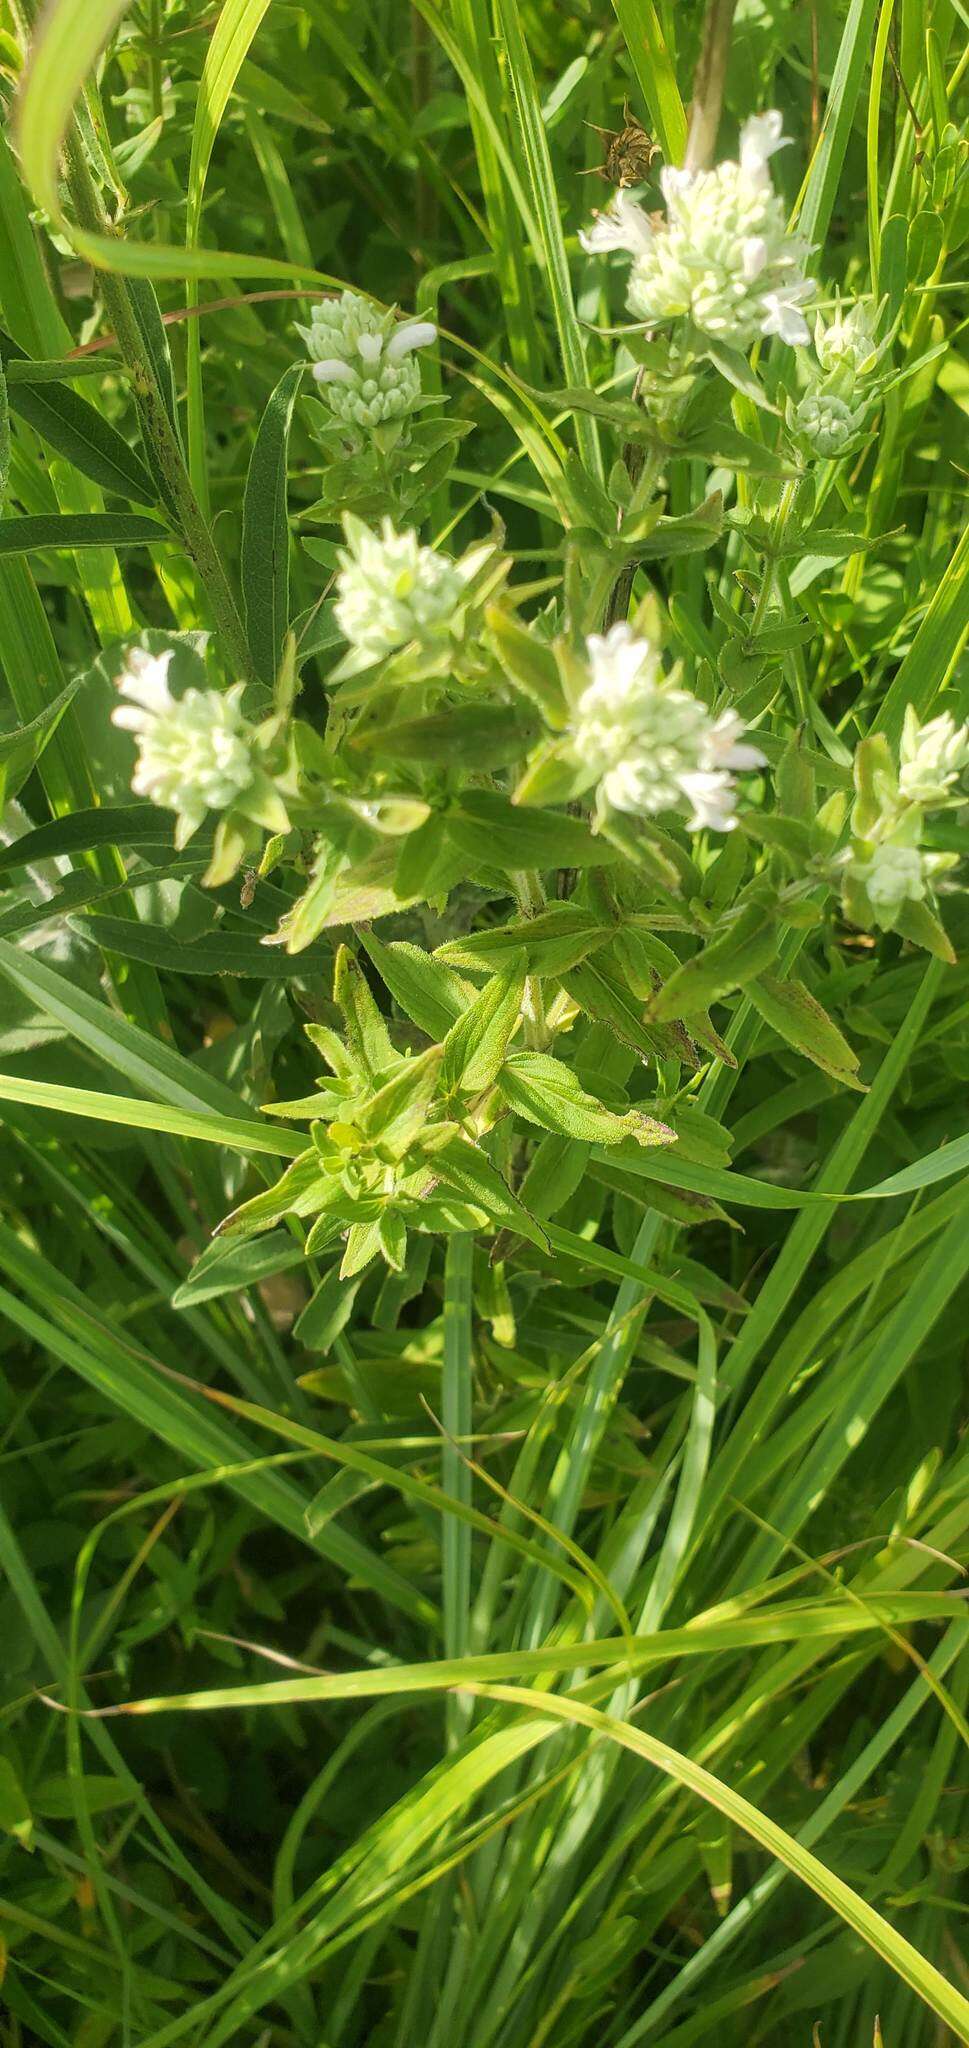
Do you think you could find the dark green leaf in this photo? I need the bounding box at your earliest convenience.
[0,513,168,555]
[0,324,155,502]
[447,791,618,872]
[242,362,305,686]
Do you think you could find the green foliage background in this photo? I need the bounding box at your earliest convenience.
[0,1,967,2045]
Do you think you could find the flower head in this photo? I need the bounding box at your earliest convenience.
[572,623,764,832]
[581,112,813,350]
[814,300,881,376]
[112,648,254,848]
[792,387,869,456]
[334,516,467,668]
[853,840,927,919]
[898,705,969,807]
[297,292,437,431]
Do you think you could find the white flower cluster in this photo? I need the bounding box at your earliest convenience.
[572,624,764,832]
[851,838,929,922]
[898,705,969,806]
[332,515,498,677]
[334,516,467,668]
[112,649,254,848]
[842,706,968,930]
[581,112,813,349]
[297,292,436,431]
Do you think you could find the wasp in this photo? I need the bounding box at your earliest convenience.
[583,101,661,188]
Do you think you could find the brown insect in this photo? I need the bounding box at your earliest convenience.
[583,101,661,187]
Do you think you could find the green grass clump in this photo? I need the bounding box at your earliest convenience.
[0,2,968,2044]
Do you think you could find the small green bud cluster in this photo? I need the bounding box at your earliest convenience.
[791,299,887,457]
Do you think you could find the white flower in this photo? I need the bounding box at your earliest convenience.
[572,623,764,832]
[297,292,437,430]
[814,300,880,376]
[793,387,869,456]
[334,517,467,667]
[581,112,813,351]
[738,110,789,182]
[850,841,928,923]
[112,648,254,848]
[580,187,655,258]
[898,704,969,806]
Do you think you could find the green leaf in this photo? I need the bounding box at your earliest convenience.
[0,360,9,511]
[332,944,397,1078]
[0,675,84,807]
[0,324,155,502]
[703,343,777,412]
[562,953,685,1063]
[747,977,865,1088]
[499,1052,675,1147]
[359,932,473,1039]
[437,905,610,977]
[877,517,969,746]
[34,1774,130,1819]
[378,1211,407,1273]
[75,915,332,979]
[447,791,617,872]
[432,1135,548,1249]
[171,1232,306,1308]
[218,1150,324,1238]
[649,902,780,1020]
[0,1074,304,1160]
[492,0,601,479]
[241,361,304,686]
[796,0,882,250]
[0,512,168,555]
[0,804,181,873]
[608,0,687,163]
[357,1046,444,1144]
[485,605,566,722]
[353,702,540,768]
[440,963,525,1095]
[341,1217,384,1279]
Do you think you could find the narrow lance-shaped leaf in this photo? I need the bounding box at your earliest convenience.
[333,945,396,1078]
[241,361,305,686]
[649,901,780,1021]
[747,977,865,1089]
[359,932,472,1039]
[499,1052,676,1149]
[431,1134,549,1250]
[0,513,169,555]
[440,961,526,1096]
[0,324,155,502]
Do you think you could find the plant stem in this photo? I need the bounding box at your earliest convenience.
[685,0,738,173]
[750,476,801,636]
[62,137,256,685]
[147,0,164,122]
